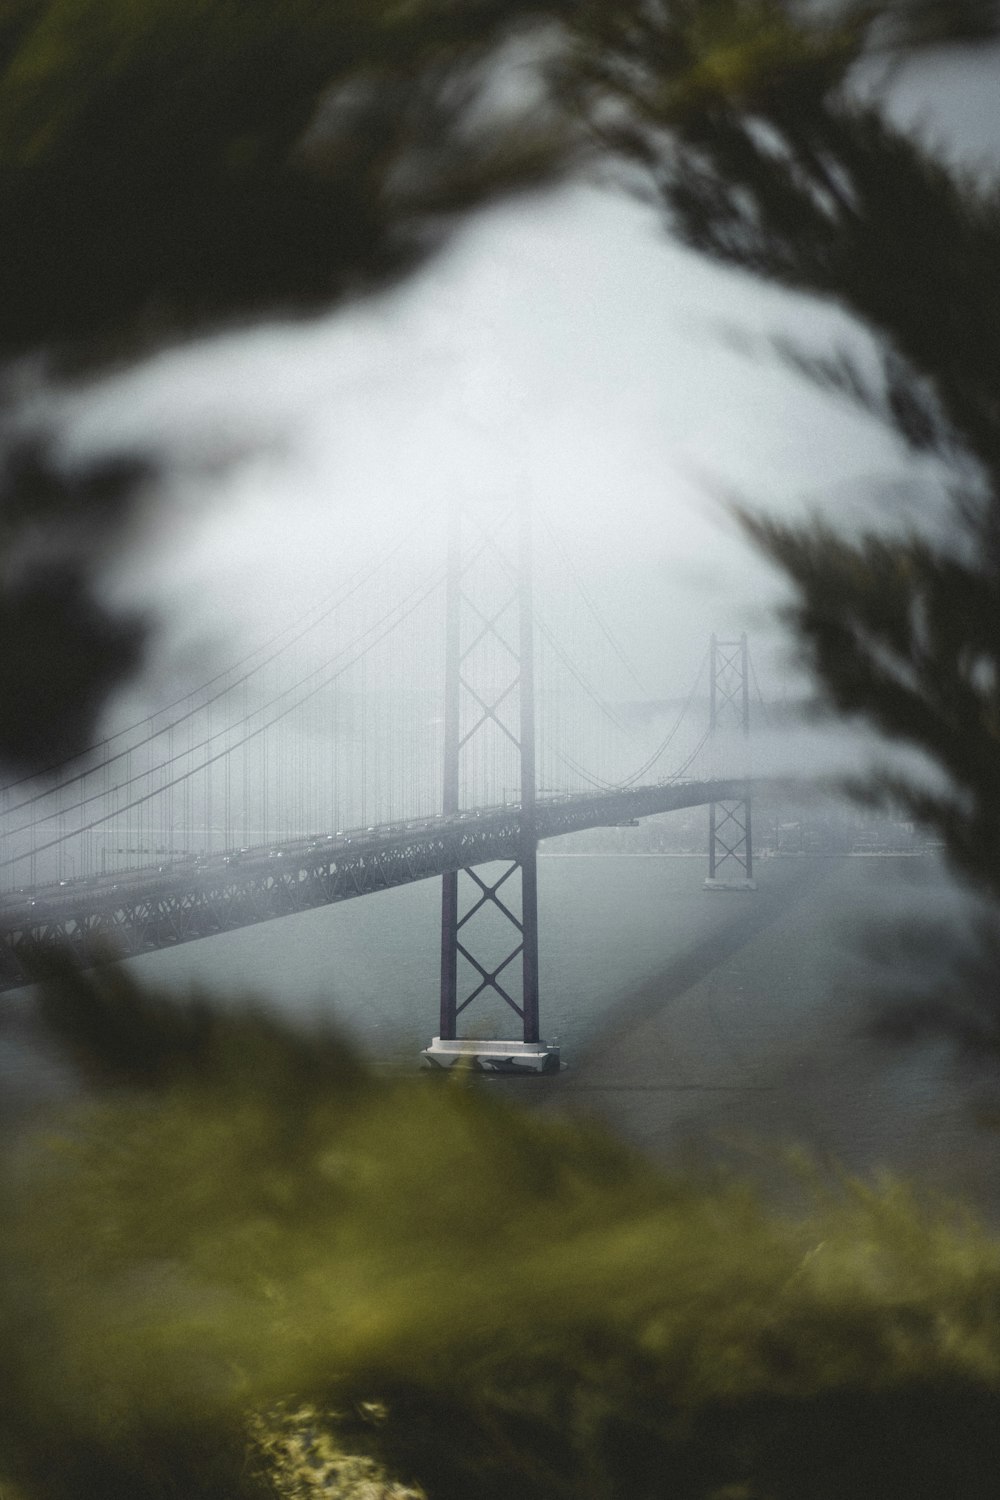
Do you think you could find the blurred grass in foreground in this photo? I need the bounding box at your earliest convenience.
[2,966,1000,1498]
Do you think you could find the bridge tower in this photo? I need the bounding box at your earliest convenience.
[705,632,756,891]
[422,496,559,1073]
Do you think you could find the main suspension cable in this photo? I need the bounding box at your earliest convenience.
[3,566,446,850]
[0,522,420,796]
[617,648,709,787]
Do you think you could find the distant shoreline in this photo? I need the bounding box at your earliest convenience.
[537,850,930,859]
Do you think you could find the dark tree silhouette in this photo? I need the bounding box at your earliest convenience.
[7,12,1000,1499]
[560,0,1000,898]
[0,0,576,771]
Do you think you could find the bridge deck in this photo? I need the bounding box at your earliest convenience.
[0,780,746,991]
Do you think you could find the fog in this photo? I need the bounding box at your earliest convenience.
[17,42,1000,809]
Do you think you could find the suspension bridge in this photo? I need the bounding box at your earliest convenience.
[0,502,761,1068]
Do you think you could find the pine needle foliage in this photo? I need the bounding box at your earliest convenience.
[562,2,1000,964]
[0,0,574,370]
[0,0,578,774]
[5,970,1000,1498]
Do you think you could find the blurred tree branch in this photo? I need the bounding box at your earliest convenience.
[1,0,577,366]
[557,0,1000,904]
[6,10,1000,1490]
[6,0,996,782]
[0,0,579,772]
[6,965,1000,1499]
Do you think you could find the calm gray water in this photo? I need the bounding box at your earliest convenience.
[5,854,1000,1208]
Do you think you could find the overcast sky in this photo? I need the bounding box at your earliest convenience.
[51,42,1000,752]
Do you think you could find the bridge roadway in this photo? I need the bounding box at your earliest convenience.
[0,778,746,991]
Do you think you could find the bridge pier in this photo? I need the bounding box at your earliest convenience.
[424,495,560,1073]
[422,1036,560,1074]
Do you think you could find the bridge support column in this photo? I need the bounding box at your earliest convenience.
[705,632,756,891]
[424,495,559,1074]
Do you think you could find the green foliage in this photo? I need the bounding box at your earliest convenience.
[0,0,572,367]
[562,0,861,133]
[740,518,1000,896]
[0,0,576,772]
[566,1,1000,477]
[1,0,998,779]
[563,1,1000,940]
[247,1402,425,1499]
[5,973,1000,1497]
[7,18,1000,1482]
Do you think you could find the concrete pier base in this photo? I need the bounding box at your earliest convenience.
[704,877,757,891]
[421,1037,561,1074]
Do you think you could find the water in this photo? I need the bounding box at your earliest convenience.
[5,853,1000,1209]
[114,854,834,1060]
